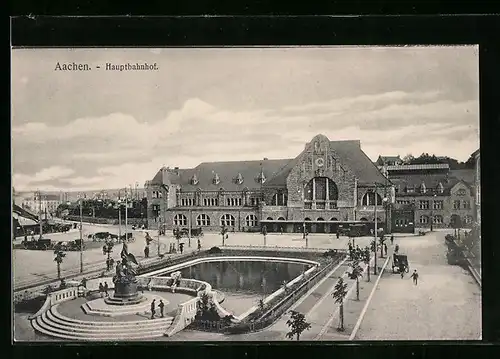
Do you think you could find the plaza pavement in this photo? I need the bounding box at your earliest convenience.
[13,222,381,291]
[354,229,481,340]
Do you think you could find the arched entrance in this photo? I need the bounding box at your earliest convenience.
[304,218,312,233]
[317,218,325,233]
[329,217,338,233]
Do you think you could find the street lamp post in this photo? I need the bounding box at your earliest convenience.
[37,190,43,240]
[373,184,378,275]
[430,194,437,231]
[124,188,128,242]
[79,196,84,273]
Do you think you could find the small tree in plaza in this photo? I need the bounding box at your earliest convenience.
[332,277,348,331]
[53,244,66,279]
[379,232,387,258]
[102,240,114,271]
[285,310,311,341]
[221,226,228,246]
[348,259,363,301]
[262,225,268,246]
[363,246,371,282]
[174,229,183,251]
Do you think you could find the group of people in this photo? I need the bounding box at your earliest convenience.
[98,282,110,297]
[142,233,203,259]
[150,299,165,319]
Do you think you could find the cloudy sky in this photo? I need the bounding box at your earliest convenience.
[11,46,479,192]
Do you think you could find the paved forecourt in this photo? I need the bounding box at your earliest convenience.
[13,222,376,290]
[354,229,481,340]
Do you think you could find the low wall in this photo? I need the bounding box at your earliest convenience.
[236,264,318,321]
[165,297,199,337]
[66,215,145,226]
[141,256,320,278]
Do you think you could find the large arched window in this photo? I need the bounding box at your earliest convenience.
[304,177,339,201]
[266,217,273,221]
[317,217,324,221]
[361,192,383,206]
[272,192,288,206]
[173,214,187,226]
[220,214,235,227]
[360,217,368,221]
[277,217,285,221]
[246,214,258,227]
[304,217,311,221]
[330,217,338,221]
[419,215,429,224]
[196,214,211,226]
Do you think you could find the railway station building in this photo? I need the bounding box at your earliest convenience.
[145,134,393,234]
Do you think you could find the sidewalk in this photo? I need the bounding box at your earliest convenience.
[354,231,481,340]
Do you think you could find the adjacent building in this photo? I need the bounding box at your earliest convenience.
[146,134,393,233]
[472,149,480,225]
[19,191,66,216]
[384,163,476,232]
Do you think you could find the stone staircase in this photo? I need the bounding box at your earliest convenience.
[31,304,174,341]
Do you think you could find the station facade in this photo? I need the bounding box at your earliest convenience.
[145,134,393,234]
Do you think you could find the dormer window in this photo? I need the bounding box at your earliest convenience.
[257,170,266,184]
[235,173,244,185]
[191,174,199,185]
[437,182,444,194]
[420,182,426,194]
[212,173,220,185]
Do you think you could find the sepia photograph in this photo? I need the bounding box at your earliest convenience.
[11,46,481,342]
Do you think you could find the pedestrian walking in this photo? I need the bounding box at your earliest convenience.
[400,267,405,279]
[390,234,394,245]
[384,243,388,256]
[395,244,399,253]
[151,299,156,319]
[280,226,284,235]
[179,242,184,254]
[159,299,165,318]
[98,283,104,297]
[104,282,109,297]
[144,245,150,258]
[197,239,201,252]
[411,270,419,285]
[336,231,340,239]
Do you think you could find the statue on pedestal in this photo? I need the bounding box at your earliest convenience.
[109,241,142,303]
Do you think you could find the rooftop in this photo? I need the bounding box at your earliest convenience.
[150,136,389,191]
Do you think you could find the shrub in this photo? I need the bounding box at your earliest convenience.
[224,322,253,335]
[207,246,222,254]
[445,234,456,242]
[322,249,338,257]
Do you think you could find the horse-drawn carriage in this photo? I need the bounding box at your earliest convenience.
[22,238,53,250]
[392,253,410,273]
[57,239,86,251]
[90,232,119,242]
[173,227,204,238]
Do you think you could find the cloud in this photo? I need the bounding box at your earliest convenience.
[13,166,75,190]
[12,90,479,191]
[59,176,106,186]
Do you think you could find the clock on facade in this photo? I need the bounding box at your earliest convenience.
[315,158,325,167]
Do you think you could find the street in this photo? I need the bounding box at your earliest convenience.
[354,229,481,340]
[13,221,377,291]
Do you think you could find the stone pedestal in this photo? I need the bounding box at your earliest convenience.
[105,278,145,305]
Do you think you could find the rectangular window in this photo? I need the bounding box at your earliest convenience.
[453,200,461,210]
[463,200,470,209]
[433,200,443,210]
[237,198,242,206]
[419,200,429,210]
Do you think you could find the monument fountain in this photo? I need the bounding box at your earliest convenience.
[104,241,147,305]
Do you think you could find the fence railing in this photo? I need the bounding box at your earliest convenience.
[192,254,345,334]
